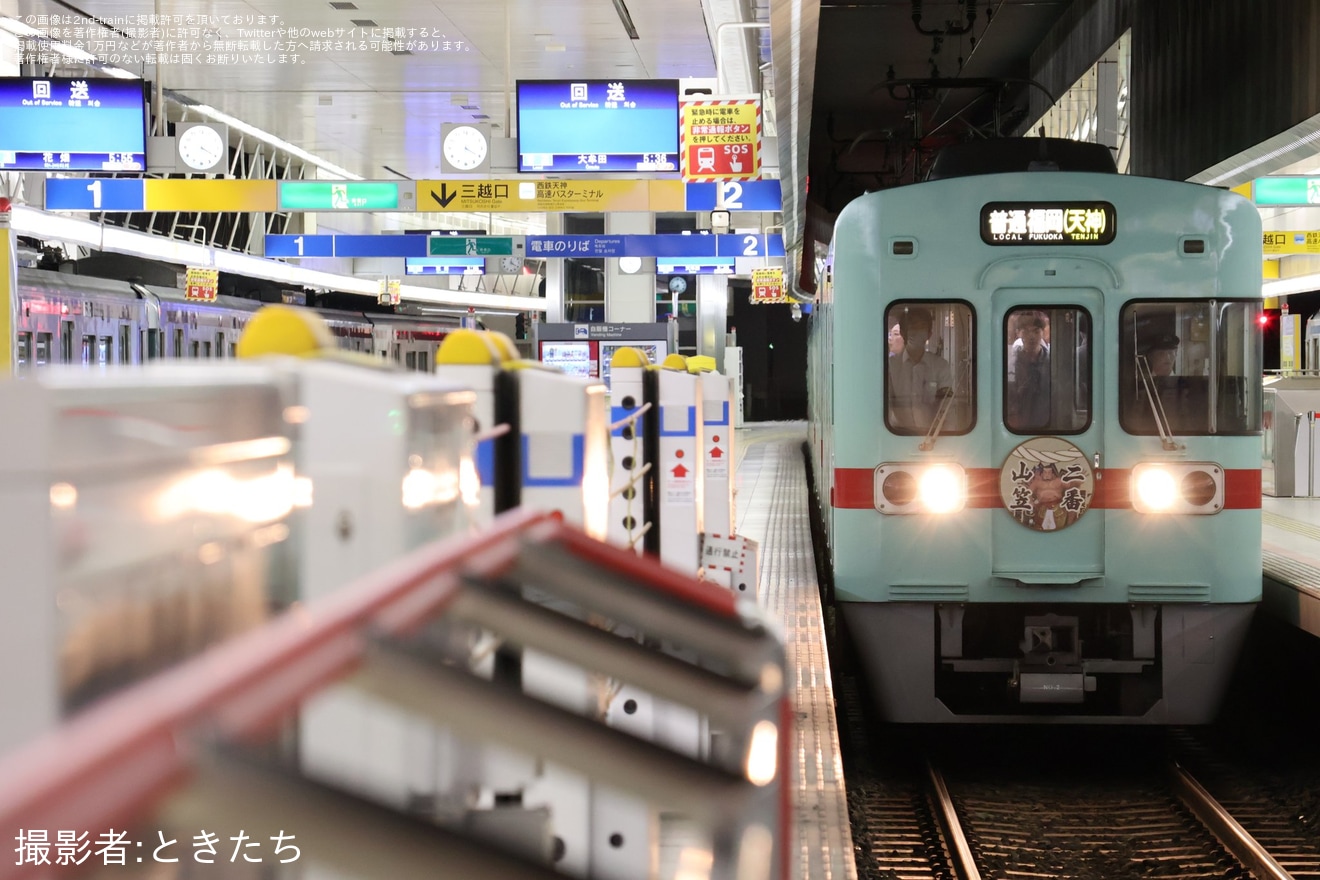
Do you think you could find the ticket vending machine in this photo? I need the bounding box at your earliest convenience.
[536,322,678,392]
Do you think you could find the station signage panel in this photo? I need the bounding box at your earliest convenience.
[46,177,775,215]
[46,177,146,212]
[184,267,219,302]
[679,98,762,182]
[1263,230,1320,255]
[683,180,782,212]
[1252,177,1320,207]
[265,235,437,258]
[418,179,685,213]
[979,202,1116,246]
[148,180,275,212]
[525,233,784,258]
[263,233,782,260]
[0,77,147,172]
[428,236,518,257]
[278,181,402,211]
[750,267,786,303]
[516,79,679,173]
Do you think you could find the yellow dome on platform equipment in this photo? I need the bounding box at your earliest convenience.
[610,346,652,369]
[437,329,510,365]
[662,353,688,371]
[685,355,716,373]
[236,305,337,359]
[486,330,520,362]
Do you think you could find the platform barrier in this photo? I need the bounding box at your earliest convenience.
[0,362,299,754]
[655,355,706,573]
[608,348,658,555]
[436,330,610,537]
[1264,378,1320,496]
[0,508,789,880]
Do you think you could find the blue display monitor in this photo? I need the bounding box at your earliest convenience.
[658,258,736,275]
[404,257,485,276]
[517,79,678,173]
[0,77,148,171]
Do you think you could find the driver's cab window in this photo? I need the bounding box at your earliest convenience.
[1119,300,1261,435]
[884,301,975,435]
[1004,307,1092,434]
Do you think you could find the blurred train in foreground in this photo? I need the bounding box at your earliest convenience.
[809,138,1264,723]
[12,266,467,371]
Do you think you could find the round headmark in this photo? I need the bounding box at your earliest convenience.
[999,436,1094,532]
[443,124,489,171]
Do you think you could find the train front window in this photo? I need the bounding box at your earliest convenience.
[1119,300,1261,436]
[1004,307,1092,435]
[884,301,975,436]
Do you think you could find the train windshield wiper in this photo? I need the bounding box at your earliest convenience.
[918,387,956,451]
[1135,355,1183,451]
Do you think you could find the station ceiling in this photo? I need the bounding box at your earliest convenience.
[4,0,1085,247]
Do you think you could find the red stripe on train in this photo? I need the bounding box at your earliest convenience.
[831,467,1261,510]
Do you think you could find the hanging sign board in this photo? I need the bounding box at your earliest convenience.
[679,97,762,182]
[184,267,219,303]
[750,267,786,304]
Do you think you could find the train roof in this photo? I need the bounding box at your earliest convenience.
[926,138,1118,181]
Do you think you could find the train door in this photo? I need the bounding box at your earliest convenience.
[990,290,1104,581]
[60,321,73,363]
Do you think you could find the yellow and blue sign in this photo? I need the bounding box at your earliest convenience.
[417,179,685,213]
[264,232,786,260]
[46,177,784,214]
[1262,230,1320,255]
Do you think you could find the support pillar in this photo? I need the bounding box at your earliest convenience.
[696,274,729,371]
[0,193,13,377]
[544,213,566,323]
[605,212,653,323]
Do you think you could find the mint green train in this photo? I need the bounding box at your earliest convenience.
[807,139,1264,723]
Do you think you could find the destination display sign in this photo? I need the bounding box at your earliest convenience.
[980,202,1116,246]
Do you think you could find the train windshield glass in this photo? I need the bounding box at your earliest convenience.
[1004,306,1092,435]
[884,301,975,436]
[1119,300,1262,436]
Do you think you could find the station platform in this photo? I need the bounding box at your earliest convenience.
[1262,497,1320,639]
[722,423,855,880]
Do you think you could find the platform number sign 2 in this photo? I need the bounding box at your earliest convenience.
[720,182,744,209]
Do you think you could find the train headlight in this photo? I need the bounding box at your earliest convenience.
[918,464,965,514]
[875,463,966,514]
[1134,467,1178,512]
[1131,462,1224,514]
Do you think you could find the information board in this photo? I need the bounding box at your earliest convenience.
[517,79,679,173]
[0,77,147,171]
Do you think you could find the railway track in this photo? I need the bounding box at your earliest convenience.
[842,713,1316,880]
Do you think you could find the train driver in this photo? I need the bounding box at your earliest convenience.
[888,307,953,431]
[1144,333,1180,377]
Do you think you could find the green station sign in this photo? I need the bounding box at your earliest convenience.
[428,236,516,256]
[1252,176,1320,207]
[278,181,400,211]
